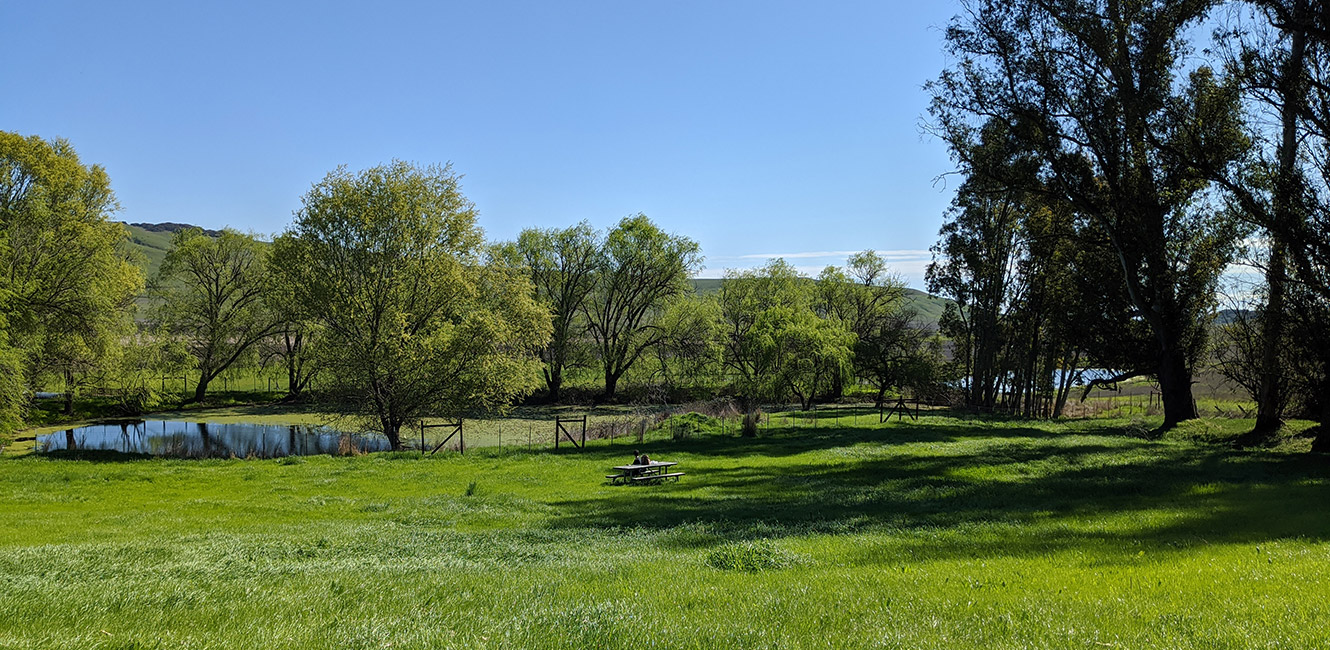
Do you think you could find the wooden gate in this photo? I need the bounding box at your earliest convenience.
[420,419,464,455]
[554,415,587,450]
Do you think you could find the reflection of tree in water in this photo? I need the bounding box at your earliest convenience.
[39,421,390,458]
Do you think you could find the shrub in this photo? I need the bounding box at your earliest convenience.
[655,412,721,441]
[742,409,763,437]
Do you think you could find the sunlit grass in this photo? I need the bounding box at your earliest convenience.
[2,414,1328,648]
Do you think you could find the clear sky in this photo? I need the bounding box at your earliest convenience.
[2,1,962,288]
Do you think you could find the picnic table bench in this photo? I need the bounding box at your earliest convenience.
[606,461,683,485]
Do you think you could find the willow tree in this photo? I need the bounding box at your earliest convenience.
[929,0,1248,429]
[514,222,600,401]
[583,214,701,399]
[719,259,854,413]
[273,162,550,450]
[0,131,142,422]
[153,228,279,402]
[816,251,908,400]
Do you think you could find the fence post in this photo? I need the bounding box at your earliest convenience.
[420,420,425,457]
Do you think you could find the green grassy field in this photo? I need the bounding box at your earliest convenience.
[2,414,1327,649]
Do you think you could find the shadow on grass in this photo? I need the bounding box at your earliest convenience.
[546,418,1330,560]
[34,449,156,462]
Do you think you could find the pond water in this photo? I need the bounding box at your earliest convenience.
[37,420,392,458]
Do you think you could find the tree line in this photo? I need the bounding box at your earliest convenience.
[0,142,941,449]
[926,0,1330,446]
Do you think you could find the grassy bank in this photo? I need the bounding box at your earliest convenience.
[2,415,1327,648]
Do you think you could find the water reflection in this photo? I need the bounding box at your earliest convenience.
[37,420,391,458]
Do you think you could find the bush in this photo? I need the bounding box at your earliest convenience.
[655,412,722,441]
[113,384,161,416]
[741,409,763,437]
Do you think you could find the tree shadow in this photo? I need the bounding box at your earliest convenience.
[548,425,1330,561]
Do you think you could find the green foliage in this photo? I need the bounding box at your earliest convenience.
[584,214,702,398]
[108,335,194,415]
[929,1,1248,427]
[511,222,600,400]
[654,411,722,440]
[263,255,322,400]
[152,228,278,402]
[273,161,552,448]
[718,259,854,409]
[927,121,1094,416]
[0,131,143,430]
[0,342,21,444]
[651,293,724,397]
[819,251,943,405]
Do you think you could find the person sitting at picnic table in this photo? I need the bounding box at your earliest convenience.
[632,451,644,465]
[639,453,651,465]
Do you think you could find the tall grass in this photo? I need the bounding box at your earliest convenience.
[1,413,1327,648]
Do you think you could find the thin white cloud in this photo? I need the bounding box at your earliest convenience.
[735,250,863,260]
[698,249,935,291]
[722,248,933,262]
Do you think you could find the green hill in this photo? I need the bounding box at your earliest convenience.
[118,222,232,278]
[115,227,953,329]
[120,223,177,278]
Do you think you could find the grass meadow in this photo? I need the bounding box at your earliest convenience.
[2,413,1328,648]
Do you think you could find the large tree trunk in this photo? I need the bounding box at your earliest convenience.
[192,374,212,403]
[1310,371,1330,454]
[545,368,563,402]
[284,329,309,400]
[829,372,845,401]
[287,358,304,400]
[1253,241,1288,436]
[1255,19,1306,437]
[382,417,403,451]
[63,369,75,416]
[1157,345,1197,431]
[603,369,620,400]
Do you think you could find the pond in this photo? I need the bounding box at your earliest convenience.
[37,420,392,458]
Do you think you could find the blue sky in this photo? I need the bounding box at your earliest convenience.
[2,1,961,288]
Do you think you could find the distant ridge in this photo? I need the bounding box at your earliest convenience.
[118,222,223,278]
[125,222,223,237]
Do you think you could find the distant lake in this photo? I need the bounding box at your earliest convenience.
[37,420,391,458]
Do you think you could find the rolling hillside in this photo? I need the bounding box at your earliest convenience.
[119,222,224,278]
[117,224,952,329]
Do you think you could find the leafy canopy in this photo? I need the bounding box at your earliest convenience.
[273,161,551,447]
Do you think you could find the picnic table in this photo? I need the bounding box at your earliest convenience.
[606,460,684,485]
